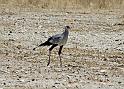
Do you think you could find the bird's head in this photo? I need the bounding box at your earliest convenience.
[65,26,71,30]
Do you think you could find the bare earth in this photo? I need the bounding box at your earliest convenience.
[0,9,124,89]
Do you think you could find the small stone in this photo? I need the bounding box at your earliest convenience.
[118,81,122,84]
[20,79,25,82]
[9,39,15,41]
[3,82,6,85]
[99,80,103,82]
[35,32,37,34]
[52,85,56,88]
[32,79,35,81]
[18,76,21,78]
[17,45,21,49]
[100,70,107,73]
[103,58,107,61]
[6,53,9,56]
[9,31,12,33]
[115,39,119,41]
[55,82,60,84]
[7,66,10,69]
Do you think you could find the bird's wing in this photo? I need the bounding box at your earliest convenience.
[49,34,63,44]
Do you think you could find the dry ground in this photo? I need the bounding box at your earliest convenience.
[0,9,124,89]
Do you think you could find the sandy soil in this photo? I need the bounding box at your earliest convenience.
[0,9,124,89]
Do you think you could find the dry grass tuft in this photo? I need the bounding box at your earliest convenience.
[0,0,124,10]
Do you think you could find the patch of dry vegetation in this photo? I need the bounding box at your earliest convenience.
[0,0,124,10]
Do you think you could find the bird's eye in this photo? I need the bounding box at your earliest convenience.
[66,26,70,29]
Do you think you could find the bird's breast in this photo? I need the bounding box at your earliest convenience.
[58,35,68,46]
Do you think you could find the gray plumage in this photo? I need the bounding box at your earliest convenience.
[49,26,69,46]
[33,26,70,66]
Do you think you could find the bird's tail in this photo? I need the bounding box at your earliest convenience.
[33,41,52,50]
[38,41,52,46]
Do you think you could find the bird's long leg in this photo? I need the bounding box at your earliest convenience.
[58,45,63,67]
[47,44,58,66]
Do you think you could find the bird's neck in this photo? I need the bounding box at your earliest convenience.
[63,29,69,35]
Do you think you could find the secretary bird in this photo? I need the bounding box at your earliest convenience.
[33,26,70,66]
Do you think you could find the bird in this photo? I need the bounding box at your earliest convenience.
[33,26,70,66]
